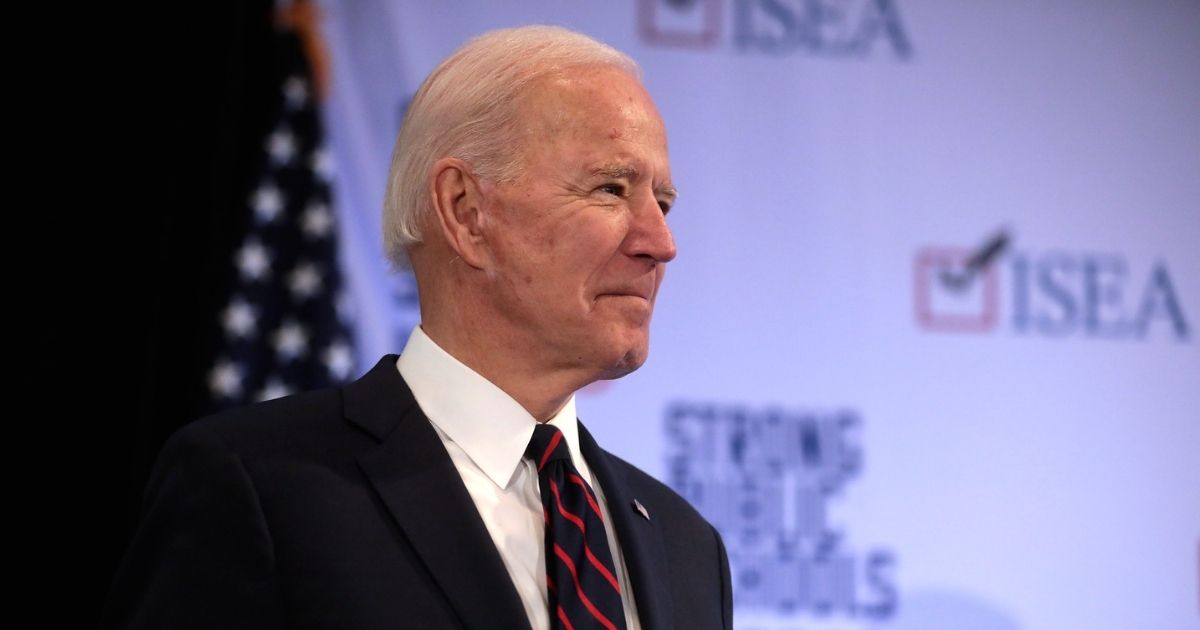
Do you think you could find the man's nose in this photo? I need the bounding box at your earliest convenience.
[626,192,677,264]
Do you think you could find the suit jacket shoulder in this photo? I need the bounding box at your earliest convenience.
[105,356,529,630]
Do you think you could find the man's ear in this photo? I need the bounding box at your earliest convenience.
[429,157,492,269]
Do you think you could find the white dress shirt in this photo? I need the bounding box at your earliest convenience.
[397,326,642,630]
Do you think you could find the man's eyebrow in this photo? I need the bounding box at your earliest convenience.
[588,164,640,180]
[588,164,678,199]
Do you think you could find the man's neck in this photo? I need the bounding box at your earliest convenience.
[418,322,583,422]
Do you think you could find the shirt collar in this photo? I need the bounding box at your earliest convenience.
[396,325,589,489]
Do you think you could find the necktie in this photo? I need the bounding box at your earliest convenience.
[526,423,628,630]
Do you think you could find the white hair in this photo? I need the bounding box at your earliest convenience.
[382,25,641,270]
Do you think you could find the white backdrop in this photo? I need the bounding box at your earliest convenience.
[321,2,1200,628]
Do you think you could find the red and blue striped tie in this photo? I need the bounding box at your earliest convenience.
[527,423,628,630]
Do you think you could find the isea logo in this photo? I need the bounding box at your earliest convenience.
[638,0,913,59]
[914,230,1191,341]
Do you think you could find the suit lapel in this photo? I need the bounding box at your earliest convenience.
[344,356,531,630]
[579,423,674,630]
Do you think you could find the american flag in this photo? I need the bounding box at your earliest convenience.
[206,27,354,410]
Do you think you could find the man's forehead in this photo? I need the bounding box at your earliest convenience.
[520,67,656,126]
[512,66,671,185]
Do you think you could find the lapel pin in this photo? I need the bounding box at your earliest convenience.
[632,499,650,521]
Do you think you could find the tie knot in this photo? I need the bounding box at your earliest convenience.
[526,423,570,471]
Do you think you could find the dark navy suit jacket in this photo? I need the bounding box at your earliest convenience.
[104,355,732,629]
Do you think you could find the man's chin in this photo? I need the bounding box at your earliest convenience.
[596,344,649,381]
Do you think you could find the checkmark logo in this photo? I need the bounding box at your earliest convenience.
[638,0,723,48]
[914,230,1009,332]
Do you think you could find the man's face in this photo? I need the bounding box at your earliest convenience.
[479,66,677,381]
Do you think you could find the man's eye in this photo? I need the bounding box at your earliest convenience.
[658,200,673,215]
[599,183,626,196]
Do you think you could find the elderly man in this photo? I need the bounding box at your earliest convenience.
[106,25,731,630]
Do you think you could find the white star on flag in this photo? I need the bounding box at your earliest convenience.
[267,127,297,164]
[209,360,244,398]
[311,146,334,180]
[237,240,272,281]
[301,202,333,239]
[288,263,322,300]
[324,341,354,380]
[283,75,308,109]
[222,298,258,338]
[251,183,284,223]
[256,378,292,402]
[272,320,309,361]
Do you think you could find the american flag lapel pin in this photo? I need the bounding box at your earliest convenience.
[632,499,650,521]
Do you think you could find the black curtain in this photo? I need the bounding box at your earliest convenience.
[58,0,280,615]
